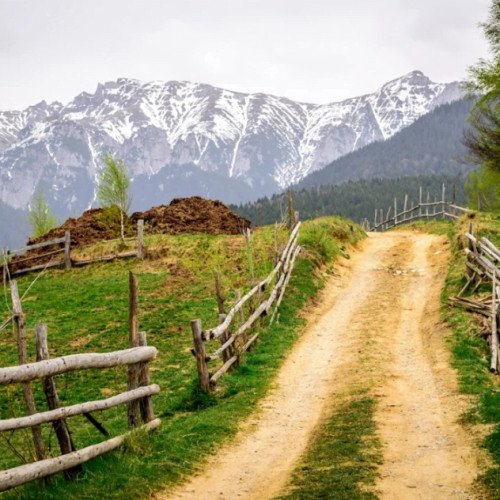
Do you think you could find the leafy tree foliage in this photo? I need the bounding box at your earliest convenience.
[463,1,500,208]
[97,154,131,244]
[27,188,59,237]
[465,167,500,210]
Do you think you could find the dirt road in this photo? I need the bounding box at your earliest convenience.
[160,231,482,500]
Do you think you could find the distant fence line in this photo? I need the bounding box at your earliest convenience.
[2,220,144,280]
[361,184,472,232]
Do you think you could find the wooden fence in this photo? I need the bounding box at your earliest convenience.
[362,184,472,232]
[0,272,159,492]
[191,222,302,390]
[448,224,500,374]
[2,220,145,279]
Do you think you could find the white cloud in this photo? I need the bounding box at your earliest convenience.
[0,0,491,110]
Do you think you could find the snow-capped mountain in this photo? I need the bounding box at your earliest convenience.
[0,71,460,215]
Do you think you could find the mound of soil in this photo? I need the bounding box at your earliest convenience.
[131,197,251,236]
[7,197,250,273]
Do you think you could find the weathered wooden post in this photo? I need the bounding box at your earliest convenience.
[35,324,81,478]
[218,313,234,364]
[213,269,225,314]
[10,281,46,461]
[287,189,293,229]
[442,183,446,219]
[64,231,71,270]
[426,192,430,217]
[419,186,423,220]
[127,271,140,427]
[2,247,8,283]
[374,209,377,231]
[137,219,144,260]
[403,194,408,222]
[379,209,384,230]
[235,289,248,344]
[394,198,398,226]
[274,223,279,267]
[452,183,456,218]
[138,332,155,423]
[294,211,299,227]
[191,319,210,391]
[385,207,391,229]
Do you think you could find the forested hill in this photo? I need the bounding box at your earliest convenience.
[295,99,475,190]
[230,174,468,226]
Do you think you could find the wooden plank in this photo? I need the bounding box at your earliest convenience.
[138,332,155,424]
[0,346,158,385]
[11,260,64,276]
[210,355,239,385]
[442,183,446,220]
[449,204,472,213]
[137,219,144,260]
[9,248,64,266]
[10,281,46,461]
[218,313,232,363]
[35,324,80,478]
[191,319,210,391]
[0,418,161,493]
[9,237,66,256]
[419,186,422,218]
[0,385,160,432]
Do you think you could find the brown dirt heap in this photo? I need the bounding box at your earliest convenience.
[9,197,250,271]
[131,197,250,236]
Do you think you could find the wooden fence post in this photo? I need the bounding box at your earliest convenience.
[138,332,155,423]
[2,247,8,283]
[191,319,210,391]
[64,231,71,270]
[235,289,248,345]
[442,183,446,219]
[452,184,457,218]
[426,192,430,217]
[274,223,279,267]
[213,269,225,314]
[137,220,144,260]
[294,211,299,227]
[10,281,46,461]
[394,198,398,226]
[218,313,234,364]
[287,189,293,229]
[419,186,422,219]
[379,209,383,230]
[374,209,377,230]
[127,272,140,427]
[35,324,82,478]
[403,194,408,222]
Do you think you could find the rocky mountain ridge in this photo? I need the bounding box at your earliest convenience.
[0,71,460,215]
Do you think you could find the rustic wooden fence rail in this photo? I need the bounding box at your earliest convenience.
[448,223,500,374]
[2,220,145,280]
[191,222,302,390]
[362,184,472,232]
[0,273,159,492]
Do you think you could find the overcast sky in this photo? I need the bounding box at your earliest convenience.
[0,0,491,110]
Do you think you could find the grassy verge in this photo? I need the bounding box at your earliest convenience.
[0,217,364,499]
[277,389,380,500]
[409,214,500,499]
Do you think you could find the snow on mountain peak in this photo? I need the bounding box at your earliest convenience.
[0,72,462,212]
